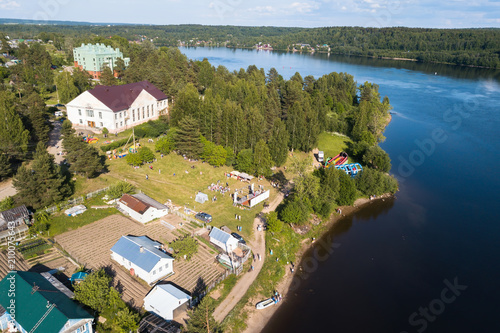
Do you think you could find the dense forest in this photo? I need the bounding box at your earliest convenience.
[1,22,499,68]
[0,36,397,222]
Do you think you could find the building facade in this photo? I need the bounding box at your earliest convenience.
[143,284,191,321]
[73,43,130,79]
[66,80,168,133]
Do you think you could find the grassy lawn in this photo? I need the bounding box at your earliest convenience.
[47,196,119,237]
[71,139,280,241]
[317,131,353,162]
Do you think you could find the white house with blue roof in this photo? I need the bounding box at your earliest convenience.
[209,227,239,254]
[110,235,174,285]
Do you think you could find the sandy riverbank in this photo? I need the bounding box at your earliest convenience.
[242,193,394,333]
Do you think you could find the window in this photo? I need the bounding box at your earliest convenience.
[78,324,87,332]
[165,263,169,269]
[120,112,122,118]
[100,122,103,127]
[116,123,118,128]
[147,105,149,112]
[78,109,82,116]
[79,119,83,124]
[151,108,154,116]
[159,266,163,272]
[147,109,149,118]
[115,114,117,120]
[99,112,102,119]
[120,121,123,127]
[124,111,127,117]
[133,115,135,122]
[152,270,156,275]
[86,109,94,117]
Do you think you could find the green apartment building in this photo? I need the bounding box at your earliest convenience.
[73,43,130,79]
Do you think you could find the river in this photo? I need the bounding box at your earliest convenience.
[179,47,500,332]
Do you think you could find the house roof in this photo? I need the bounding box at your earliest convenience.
[209,227,237,245]
[133,193,168,210]
[0,271,92,333]
[111,235,173,273]
[144,284,190,319]
[119,194,150,215]
[0,205,30,223]
[88,80,167,112]
[119,193,168,215]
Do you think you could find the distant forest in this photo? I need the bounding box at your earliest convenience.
[0,22,499,68]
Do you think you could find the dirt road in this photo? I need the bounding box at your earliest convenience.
[213,191,285,323]
[47,120,64,164]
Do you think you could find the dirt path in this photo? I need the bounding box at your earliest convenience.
[0,179,16,201]
[47,120,64,164]
[213,191,285,323]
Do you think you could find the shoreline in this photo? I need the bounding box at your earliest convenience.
[242,193,394,333]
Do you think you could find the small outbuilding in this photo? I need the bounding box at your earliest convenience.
[209,227,239,254]
[143,284,191,321]
[195,192,209,204]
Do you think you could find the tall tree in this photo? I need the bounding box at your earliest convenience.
[0,91,30,160]
[268,119,289,167]
[13,142,70,209]
[55,72,79,103]
[187,297,223,333]
[22,93,50,144]
[253,140,273,177]
[175,116,204,159]
[99,66,117,86]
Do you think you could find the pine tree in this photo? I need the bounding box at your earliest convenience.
[55,72,79,103]
[0,91,30,159]
[253,140,273,177]
[268,119,289,167]
[13,142,70,209]
[175,116,204,159]
[0,154,11,181]
[186,297,223,333]
[99,66,117,86]
[22,93,50,144]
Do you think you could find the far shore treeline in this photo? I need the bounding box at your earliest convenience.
[1,22,500,68]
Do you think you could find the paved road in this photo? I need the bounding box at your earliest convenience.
[213,191,285,323]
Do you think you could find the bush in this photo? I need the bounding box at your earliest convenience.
[100,138,129,152]
[126,153,142,166]
[170,236,199,261]
[139,147,155,163]
[107,181,135,199]
[266,211,283,233]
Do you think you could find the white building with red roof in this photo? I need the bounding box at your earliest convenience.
[117,193,169,224]
[66,80,168,133]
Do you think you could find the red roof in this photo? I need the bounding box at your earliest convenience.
[119,194,150,215]
[88,80,167,112]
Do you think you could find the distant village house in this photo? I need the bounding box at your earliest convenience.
[0,205,31,245]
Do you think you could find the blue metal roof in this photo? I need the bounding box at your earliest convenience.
[209,227,233,244]
[110,236,173,272]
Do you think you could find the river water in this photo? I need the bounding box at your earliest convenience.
[179,47,500,333]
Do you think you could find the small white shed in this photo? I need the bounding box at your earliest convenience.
[143,284,191,321]
[209,227,239,254]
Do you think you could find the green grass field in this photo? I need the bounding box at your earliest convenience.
[71,139,279,240]
[317,132,354,164]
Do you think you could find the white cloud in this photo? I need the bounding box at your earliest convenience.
[0,0,20,9]
[290,1,320,13]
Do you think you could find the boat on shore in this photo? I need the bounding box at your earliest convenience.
[256,296,280,309]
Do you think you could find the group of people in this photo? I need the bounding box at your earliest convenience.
[208,181,231,196]
[235,215,242,221]
[236,225,242,231]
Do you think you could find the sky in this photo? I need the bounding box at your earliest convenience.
[0,0,499,28]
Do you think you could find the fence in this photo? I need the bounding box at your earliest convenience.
[172,210,203,226]
[191,268,233,306]
[44,187,110,214]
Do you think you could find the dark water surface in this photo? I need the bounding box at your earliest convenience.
[180,47,500,332]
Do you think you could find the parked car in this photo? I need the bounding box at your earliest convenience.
[231,232,246,244]
[195,212,212,223]
[54,103,65,107]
